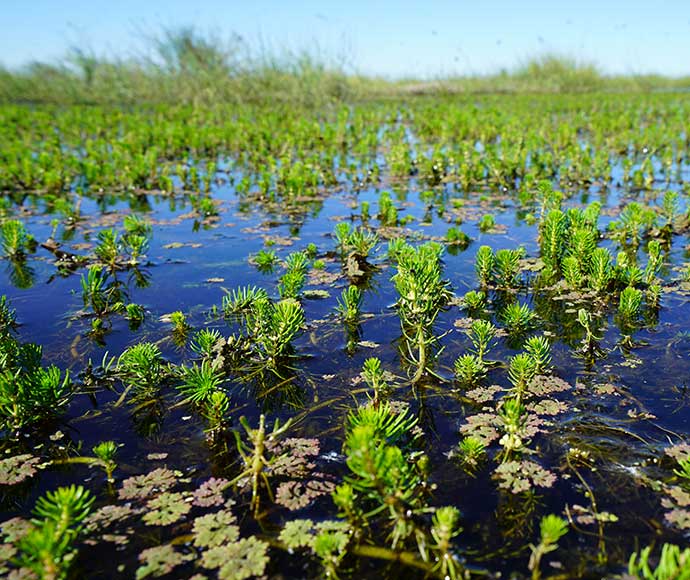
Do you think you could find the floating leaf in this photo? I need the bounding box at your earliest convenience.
[119,468,178,500]
[494,460,556,494]
[279,519,314,549]
[0,455,41,485]
[143,492,191,526]
[136,544,193,579]
[192,478,230,507]
[200,536,269,580]
[193,510,238,548]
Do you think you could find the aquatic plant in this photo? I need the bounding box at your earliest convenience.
[456,436,486,472]
[501,302,536,334]
[14,485,94,579]
[528,515,568,580]
[0,219,34,259]
[191,328,222,359]
[279,251,308,299]
[177,360,224,405]
[493,248,524,288]
[475,245,495,286]
[336,285,362,324]
[454,354,487,386]
[524,335,551,374]
[253,249,278,272]
[628,543,690,580]
[462,290,486,313]
[479,214,496,232]
[0,337,71,431]
[392,241,451,383]
[618,286,643,320]
[117,342,164,399]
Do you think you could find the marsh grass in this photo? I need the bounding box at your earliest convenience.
[1,34,689,107]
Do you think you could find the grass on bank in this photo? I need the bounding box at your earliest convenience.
[1,28,689,106]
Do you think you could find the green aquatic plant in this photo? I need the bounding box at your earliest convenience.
[14,485,94,580]
[177,359,224,405]
[231,414,293,514]
[454,354,487,386]
[493,248,524,288]
[501,302,536,334]
[0,219,34,259]
[392,241,452,383]
[0,330,72,431]
[524,335,551,374]
[469,319,497,362]
[475,245,495,286]
[508,353,538,395]
[253,249,278,272]
[222,285,269,317]
[94,228,120,269]
[498,397,528,453]
[479,214,496,232]
[588,247,614,292]
[456,436,486,472]
[361,357,387,401]
[528,515,568,580]
[619,286,644,321]
[117,342,164,399]
[191,328,222,359]
[336,285,363,324]
[125,303,145,327]
[445,226,471,249]
[628,543,690,580]
[80,266,113,316]
[279,251,308,299]
[462,290,486,313]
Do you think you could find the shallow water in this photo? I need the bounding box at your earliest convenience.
[2,97,690,578]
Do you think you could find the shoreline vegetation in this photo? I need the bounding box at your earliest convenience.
[1,28,689,106]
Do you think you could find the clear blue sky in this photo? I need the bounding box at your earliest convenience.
[1,0,689,78]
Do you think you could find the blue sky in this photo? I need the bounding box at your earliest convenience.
[1,0,689,78]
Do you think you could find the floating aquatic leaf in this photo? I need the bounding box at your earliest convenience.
[193,510,238,548]
[143,492,191,526]
[528,375,571,397]
[200,536,269,580]
[666,443,690,463]
[119,468,178,500]
[136,544,193,579]
[192,478,230,507]
[666,508,690,530]
[85,505,135,532]
[0,518,32,543]
[460,413,500,446]
[275,478,336,511]
[0,455,41,485]
[279,519,314,549]
[494,460,556,494]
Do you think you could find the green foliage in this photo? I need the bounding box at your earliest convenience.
[501,302,536,334]
[475,245,495,286]
[177,359,224,405]
[117,342,164,397]
[524,335,551,374]
[628,543,690,580]
[479,214,496,232]
[619,286,644,320]
[455,354,487,386]
[15,485,94,580]
[529,515,569,580]
[336,285,362,324]
[0,219,33,258]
